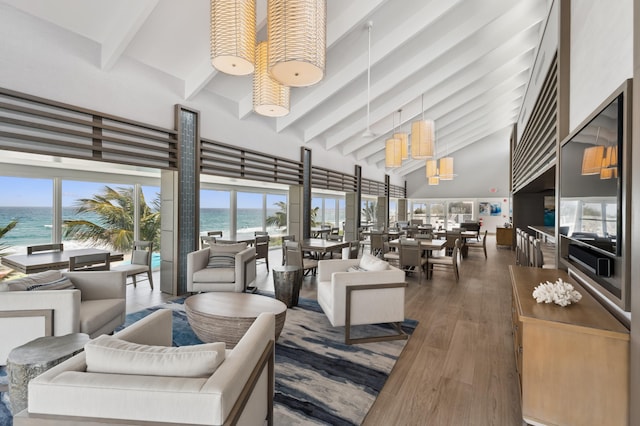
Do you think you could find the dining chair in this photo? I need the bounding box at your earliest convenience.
[254,235,270,271]
[466,230,488,259]
[326,233,343,258]
[346,240,360,259]
[281,235,295,265]
[112,241,154,289]
[68,252,111,272]
[427,238,461,281]
[200,235,216,249]
[285,241,318,276]
[382,238,400,267]
[370,231,387,257]
[399,239,428,283]
[27,243,64,255]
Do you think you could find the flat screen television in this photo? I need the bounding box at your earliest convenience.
[559,95,622,256]
[559,79,632,314]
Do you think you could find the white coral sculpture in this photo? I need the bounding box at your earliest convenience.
[532,278,582,307]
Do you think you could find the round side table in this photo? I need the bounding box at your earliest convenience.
[272,265,303,307]
[7,333,89,414]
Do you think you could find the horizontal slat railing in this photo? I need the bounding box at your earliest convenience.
[0,88,178,170]
[200,138,303,185]
[311,166,357,192]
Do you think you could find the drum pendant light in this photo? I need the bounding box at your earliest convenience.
[268,0,326,87]
[253,41,290,117]
[210,0,256,76]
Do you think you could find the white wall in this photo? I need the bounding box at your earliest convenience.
[0,3,396,186]
[570,0,633,130]
[405,129,511,199]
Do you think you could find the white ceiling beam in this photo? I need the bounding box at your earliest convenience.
[101,0,159,71]
[319,0,543,148]
[273,0,459,132]
[339,40,536,158]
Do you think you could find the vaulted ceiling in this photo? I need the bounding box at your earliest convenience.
[1,0,550,179]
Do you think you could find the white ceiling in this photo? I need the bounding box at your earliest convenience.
[0,0,550,180]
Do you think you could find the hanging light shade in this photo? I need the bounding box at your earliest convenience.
[581,145,605,175]
[253,42,290,117]
[210,0,256,76]
[394,132,409,160]
[428,176,440,186]
[268,0,326,87]
[600,146,618,179]
[411,119,435,159]
[426,159,438,177]
[439,157,454,180]
[385,137,402,168]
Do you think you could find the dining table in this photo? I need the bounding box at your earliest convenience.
[388,238,446,256]
[1,248,124,274]
[300,238,350,259]
[433,230,478,241]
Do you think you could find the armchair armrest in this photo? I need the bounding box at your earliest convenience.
[63,270,126,301]
[317,259,360,281]
[235,247,256,292]
[113,309,173,347]
[187,248,210,292]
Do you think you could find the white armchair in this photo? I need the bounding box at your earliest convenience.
[317,256,407,344]
[15,309,276,426]
[0,270,126,365]
[187,243,257,293]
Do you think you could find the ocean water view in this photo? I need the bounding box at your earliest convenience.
[0,206,281,251]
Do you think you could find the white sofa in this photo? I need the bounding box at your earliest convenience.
[187,243,257,292]
[317,256,407,344]
[0,270,126,365]
[14,309,276,426]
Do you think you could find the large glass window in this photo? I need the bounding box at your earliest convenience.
[429,202,446,228]
[0,176,53,250]
[448,201,473,228]
[389,199,397,224]
[361,198,376,225]
[411,202,427,224]
[62,181,135,251]
[237,192,263,239]
[338,199,345,231]
[311,197,323,226]
[266,193,287,237]
[200,189,231,238]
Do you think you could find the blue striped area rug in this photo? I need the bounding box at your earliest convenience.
[0,295,416,426]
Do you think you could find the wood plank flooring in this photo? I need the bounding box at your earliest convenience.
[127,236,523,425]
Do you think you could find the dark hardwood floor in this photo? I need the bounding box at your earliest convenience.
[128,236,523,425]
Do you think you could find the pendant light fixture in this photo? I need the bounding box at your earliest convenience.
[438,127,455,180]
[411,94,435,159]
[385,113,402,168]
[394,109,409,160]
[268,0,326,87]
[210,0,256,76]
[426,158,439,185]
[253,41,290,117]
[581,128,604,175]
[362,21,376,138]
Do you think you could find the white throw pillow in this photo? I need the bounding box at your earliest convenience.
[85,335,225,378]
[359,253,389,272]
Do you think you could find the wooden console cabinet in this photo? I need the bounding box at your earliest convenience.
[510,266,629,426]
[496,226,513,248]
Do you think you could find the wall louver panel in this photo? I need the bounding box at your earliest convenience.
[200,138,303,185]
[311,166,357,192]
[0,88,178,170]
[512,53,558,193]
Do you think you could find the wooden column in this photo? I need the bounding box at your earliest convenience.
[301,148,311,239]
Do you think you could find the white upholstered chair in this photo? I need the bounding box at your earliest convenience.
[317,256,407,344]
[187,243,257,293]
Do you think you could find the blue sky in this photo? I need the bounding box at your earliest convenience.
[0,177,159,207]
[0,177,286,209]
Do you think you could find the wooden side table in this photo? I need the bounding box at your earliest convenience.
[272,265,303,307]
[7,333,89,414]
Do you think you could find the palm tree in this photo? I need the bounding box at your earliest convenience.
[63,186,160,252]
[0,220,18,254]
[266,201,287,229]
[265,202,321,229]
[362,202,376,223]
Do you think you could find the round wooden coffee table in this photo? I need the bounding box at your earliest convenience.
[185,292,287,348]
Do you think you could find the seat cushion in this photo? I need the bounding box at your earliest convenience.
[85,335,225,378]
[79,299,126,335]
[113,264,149,275]
[193,267,235,283]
